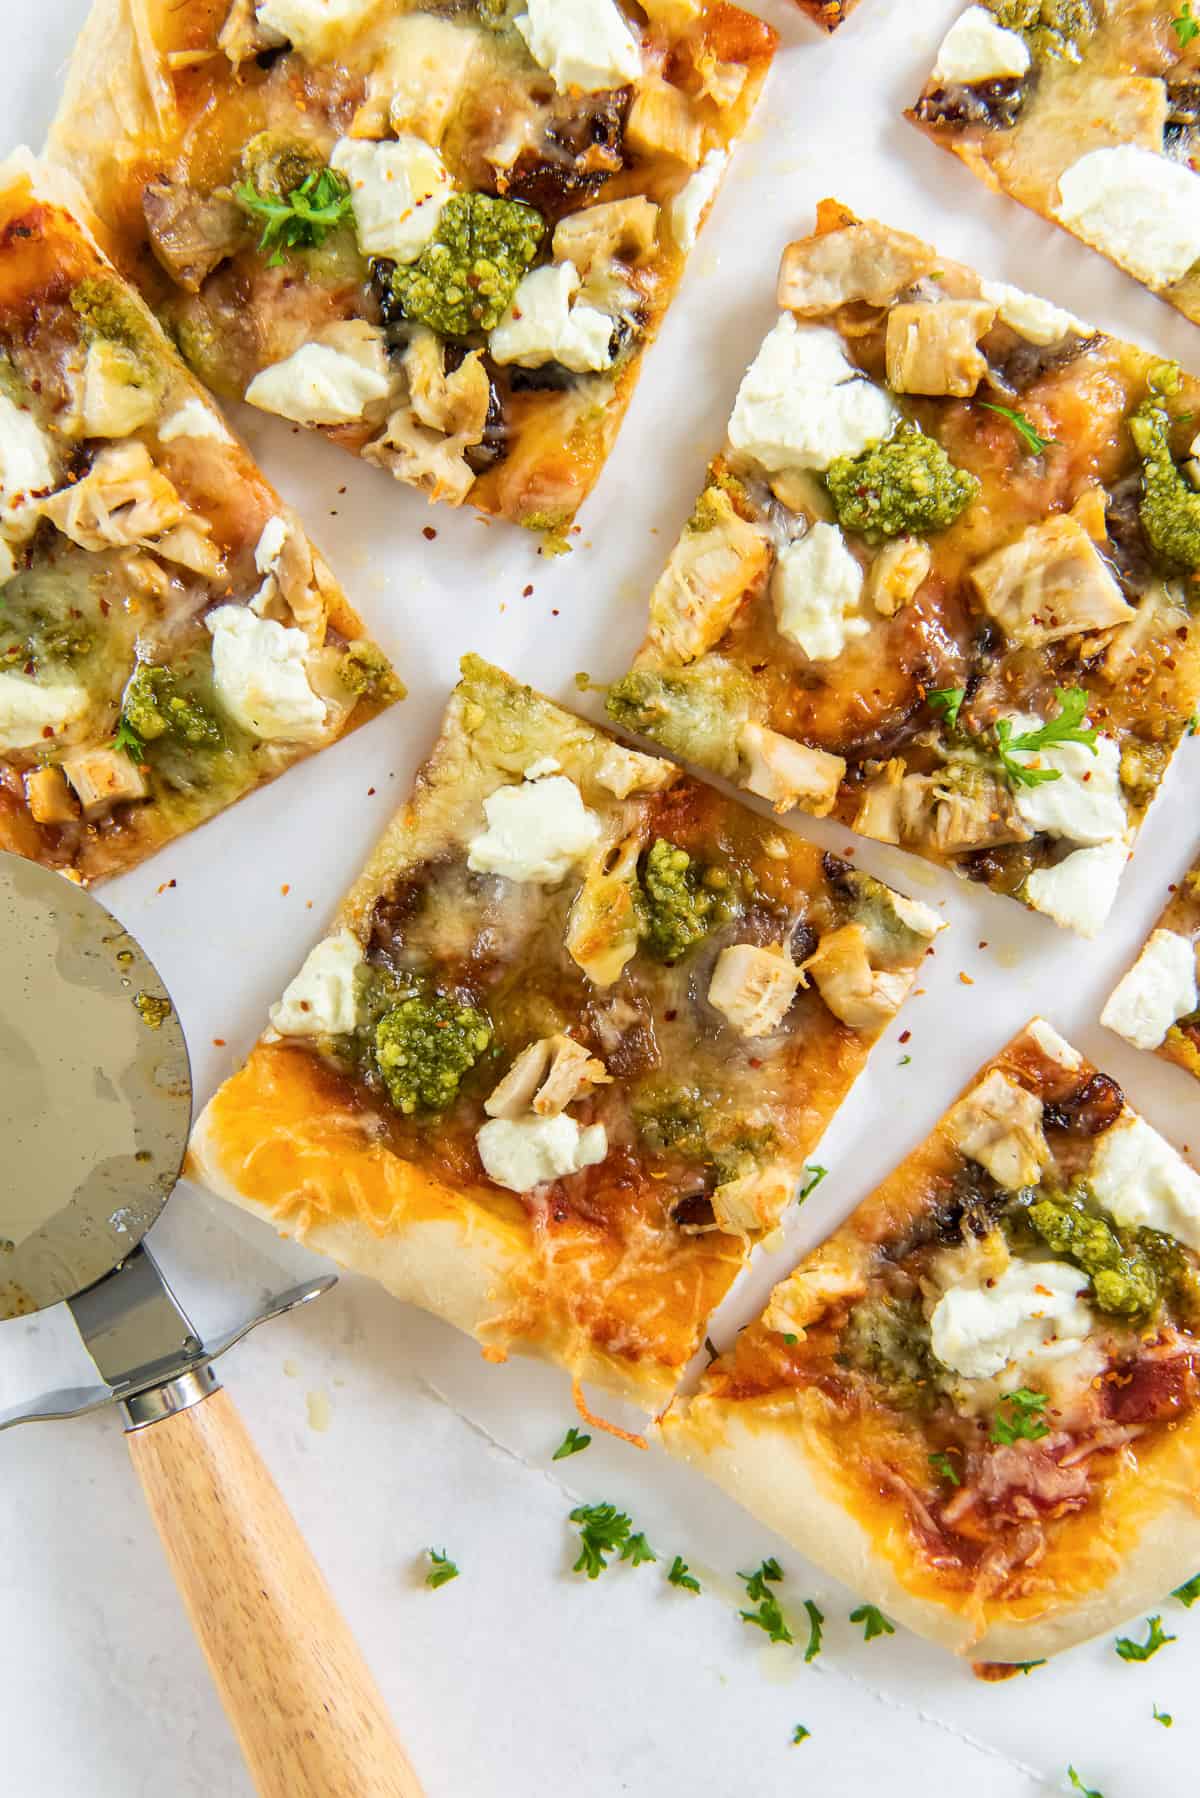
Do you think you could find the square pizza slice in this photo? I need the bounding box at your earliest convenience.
[607,199,1200,938]
[909,3,1200,326]
[661,1017,1200,1662]
[1102,849,1200,1075]
[0,149,399,885]
[188,655,941,1408]
[47,0,776,542]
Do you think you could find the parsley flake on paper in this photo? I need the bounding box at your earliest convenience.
[1114,1615,1176,1662]
[425,1548,459,1589]
[849,1604,895,1642]
[553,1426,591,1461]
[667,1555,701,1593]
[738,1559,793,1645]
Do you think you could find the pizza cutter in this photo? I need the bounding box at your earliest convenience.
[0,851,422,1798]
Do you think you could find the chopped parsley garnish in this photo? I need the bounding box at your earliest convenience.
[993,687,1097,789]
[1114,1615,1176,1662]
[738,1558,793,1644]
[1174,1,1200,45]
[791,1725,811,1746]
[898,1054,912,1067]
[113,715,148,762]
[424,1548,459,1589]
[928,1451,961,1486]
[236,166,353,265]
[1011,1659,1047,1675]
[667,1555,701,1593]
[569,1502,633,1579]
[1153,1703,1173,1727]
[849,1603,894,1642]
[990,1387,1050,1445]
[1172,1570,1200,1606]
[553,1426,591,1461]
[782,1332,798,1345]
[979,401,1056,457]
[798,1165,828,1203]
[1068,1769,1102,1798]
[927,686,965,731]
[802,1598,824,1663]
[620,1532,657,1567]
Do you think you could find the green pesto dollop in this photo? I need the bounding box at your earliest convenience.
[987,0,1096,60]
[69,277,159,365]
[338,639,405,702]
[374,993,492,1115]
[636,838,724,964]
[825,422,978,542]
[385,192,545,337]
[1128,371,1200,576]
[605,665,748,780]
[1027,1189,1158,1317]
[633,1084,775,1183]
[122,664,222,749]
[839,1294,943,1413]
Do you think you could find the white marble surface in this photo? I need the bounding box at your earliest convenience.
[3,1,1200,1793]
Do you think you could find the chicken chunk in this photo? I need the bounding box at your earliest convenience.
[865,536,932,616]
[712,1163,796,1237]
[777,219,938,316]
[41,442,184,551]
[564,831,644,986]
[800,922,914,1032]
[625,79,704,167]
[484,1034,610,1120]
[885,299,997,399]
[738,721,845,816]
[708,942,801,1038]
[60,746,148,816]
[645,486,770,664]
[969,514,1134,647]
[945,1068,1050,1190]
[553,198,660,277]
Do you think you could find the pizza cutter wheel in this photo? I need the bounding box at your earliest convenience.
[0,852,421,1798]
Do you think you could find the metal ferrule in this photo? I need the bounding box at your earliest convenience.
[122,1364,221,1431]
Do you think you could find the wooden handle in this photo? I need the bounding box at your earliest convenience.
[127,1385,423,1798]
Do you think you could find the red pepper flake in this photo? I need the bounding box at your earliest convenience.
[978,940,988,949]
[842,846,856,856]
[367,786,376,796]
[422,526,437,541]
[306,900,313,909]
[898,1029,911,1045]
[281,883,290,895]
[156,878,177,894]
[551,608,560,616]
[212,1038,226,1047]
[748,1057,762,1070]
[523,584,534,598]
[959,971,974,986]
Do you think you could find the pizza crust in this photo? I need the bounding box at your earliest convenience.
[659,1388,1200,1660]
[45,0,176,225]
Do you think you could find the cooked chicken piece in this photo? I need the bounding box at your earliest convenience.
[218,0,285,64]
[712,1162,795,1237]
[692,46,747,109]
[970,513,1134,646]
[484,1033,610,1121]
[645,486,770,664]
[1102,580,1186,681]
[866,536,932,616]
[24,764,78,824]
[856,761,1031,855]
[553,198,660,277]
[143,179,246,291]
[767,465,835,520]
[885,300,997,399]
[625,79,704,167]
[364,407,477,505]
[777,218,937,315]
[708,942,801,1038]
[403,330,491,443]
[565,830,645,987]
[594,742,676,799]
[70,341,159,440]
[352,12,479,141]
[738,721,845,817]
[41,442,184,551]
[763,1247,868,1338]
[945,1067,1050,1190]
[61,746,148,816]
[152,519,224,580]
[1069,484,1108,543]
[800,922,913,1031]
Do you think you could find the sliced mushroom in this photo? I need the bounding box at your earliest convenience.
[885,299,997,398]
[944,1067,1050,1190]
[738,721,845,817]
[645,485,770,664]
[484,1034,610,1121]
[143,180,247,291]
[969,513,1134,647]
[777,218,938,315]
[708,942,802,1038]
[799,922,913,1032]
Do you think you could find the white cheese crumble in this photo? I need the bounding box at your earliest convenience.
[668,149,727,252]
[980,280,1090,346]
[1101,929,1198,1052]
[0,672,89,751]
[515,0,642,95]
[269,930,363,1037]
[329,136,453,265]
[933,6,1031,85]
[772,522,869,662]
[254,516,290,575]
[1089,1114,1200,1253]
[245,337,393,426]
[489,262,615,373]
[1000,712,1126,845]
[1056,147,1200,290]
[255,0,387,62]
[206,605,327,741]
[1024,839,1127,938]
[930,1258,1093,1381]
[726,314,900,477]
[467,771,601,884]
[158,396,232,444]
[476,1113,608,1192]
[0,392,54,542]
